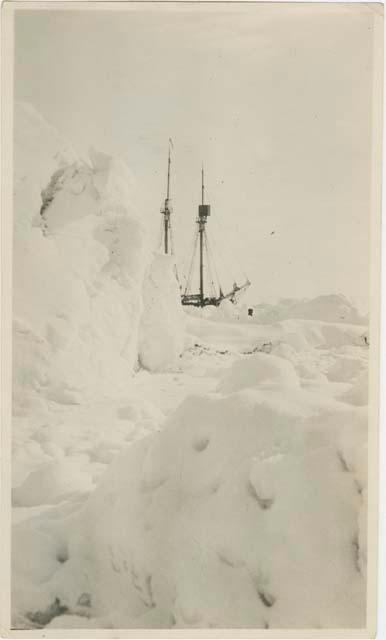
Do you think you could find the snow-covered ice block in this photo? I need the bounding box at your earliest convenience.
[218,352,300,393]
[139,253,185,372]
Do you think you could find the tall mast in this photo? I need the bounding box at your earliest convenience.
[181,164,251,308]
[164,148,171,254]
[198,165,210,305]
[167,148,171,200]
[161,147,172,254]
[199,166,204,302]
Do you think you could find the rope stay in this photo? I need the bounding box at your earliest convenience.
[207,225,233,287]
[210,208,249,284]
[203,230,218,298]
[184,228,199,296]
[158,215,168,253]
[205,230,223,297]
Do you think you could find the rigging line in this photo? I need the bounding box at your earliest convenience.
[169,220,175,256]
[174,264,182,290]
[210,211,249,282]
[205,229,224,294]
[184,228,199,296]
[206,225,233,285]
[158,217,165,252]
[203,230,217,298]
[205,232,221,297]
[231,243,249,282]
[169,224,183,289]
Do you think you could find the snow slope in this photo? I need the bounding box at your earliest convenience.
[246,294,367,325]
[20,392,363,630]
[12,310,369,630]
[11,103,369,631]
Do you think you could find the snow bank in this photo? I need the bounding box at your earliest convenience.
[12,386,366,629]
[218,352,300,393]
[339,371,368,406]
[13,102,184,409]
[12,458,94,508]
[250,294,367,325]
[281,319,367,350]
[326,356,366,383]
[205,299,241,322]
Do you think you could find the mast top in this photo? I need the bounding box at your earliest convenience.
[166,147,171,201]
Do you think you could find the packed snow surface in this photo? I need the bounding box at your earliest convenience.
[246,295,367,325]
[12,103,369,630]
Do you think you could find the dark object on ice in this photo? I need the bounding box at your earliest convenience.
[248,307,254,317]
[181,167,250,307]
[189,342,230,357]
[243,341,273,355]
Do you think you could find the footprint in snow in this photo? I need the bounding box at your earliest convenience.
[258,590,276,608]
[77,593,91,608]
[192,436,210,452]
[216,549,243,568]
[247,479,274,510]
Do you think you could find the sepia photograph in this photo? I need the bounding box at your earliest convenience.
[1,1,383,636]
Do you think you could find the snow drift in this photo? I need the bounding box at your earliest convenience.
[218,352,300,393]
[248,294,367,325]
[12,309,369,629]
[12,387,367,629]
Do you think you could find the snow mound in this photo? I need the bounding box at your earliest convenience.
[326,356,366,383]
[339,371,369,406]
[278,330,311,352]
[218,353,300,393]
[316,322,368,349]
[13,392,365,629]
[12,458,94,507]
[205,299,241,322]
[250,295,367,325]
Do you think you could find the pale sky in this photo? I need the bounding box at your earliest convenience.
[14,3,377,311]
